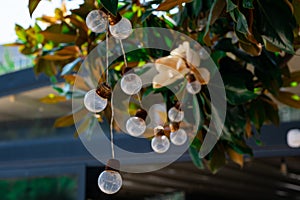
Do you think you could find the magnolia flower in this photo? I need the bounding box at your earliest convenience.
[152,42,210,89]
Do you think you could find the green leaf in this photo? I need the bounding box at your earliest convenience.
[243,0,254,9]
[15,24,27,42]
[293,0,300,25]
[28,0,41,17]
[207,145,226,174]
[226,0,237,12]
[61,58,82,76]
[203,0,226,46]
[100,0,118,16]
[248,99,265,131]
[260,95,280,126]
[228,139,253,156]
[226,1,249,34]
[223,75,258,105]
[189,145,204,170]
[256,0,296,53]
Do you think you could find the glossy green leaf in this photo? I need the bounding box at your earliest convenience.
[256,0,296,53]
[29,0,41,17]
[189,142,205,170]
[100,0,118,16]
[223,75,258,105]
[207,145,226,174]
[243,0,254,9]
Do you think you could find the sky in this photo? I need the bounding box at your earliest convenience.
[0,0,83,45]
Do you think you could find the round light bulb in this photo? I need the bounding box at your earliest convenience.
[287,129,300,148]
[98,170,122,194]
[186,81,201,94]
[84,89,108,113]
[199,46,211,60]
[126,117,146,137]
[168,107,184,122]
[86,10,108,33]
[109,17,132,39]
[120,73,142,95]
[151,135,170,153]
[170,128,187,146]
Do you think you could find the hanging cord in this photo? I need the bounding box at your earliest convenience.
[106,26,109,85]
[119,39,144,109]
[119,39,128,68]
[104,20,115,159]
[110,92,115,159]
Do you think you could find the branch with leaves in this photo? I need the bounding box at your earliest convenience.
[11,0,300,173]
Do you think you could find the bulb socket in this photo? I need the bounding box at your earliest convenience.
[186,73,196,83]
[105,159,120,172]
[174,101,182,111]
[96,82,112,99]
[108,13,122,25]
[154,126,165,136]
[169,122,180,132]
[135,108,147,121]
[122,67,133,75]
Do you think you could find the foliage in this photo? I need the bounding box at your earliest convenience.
[13,0,300,173]
[0,176,76,200]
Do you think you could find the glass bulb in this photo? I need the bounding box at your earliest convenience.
[84,89,108,113]
[120,73,142,95]
[199,46,211,60]
[98,170,122,194]
[151,135,170,153]
[168,107,184,122]
[86,10,108,33]
[126,117,146,137]
[186,81,201,94]
[170,128,187,146]
[109,17,132,39]
[287,129,300,148]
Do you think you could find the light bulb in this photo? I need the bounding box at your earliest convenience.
[151,126,170,153]
[170,128,187,146]
[84,89,108,113]
[120,73,142,95]
[86,10,108,33]
[199,46,211,60]
[109,17,132,39]
[98,159,122,195]
[168,107,184,122]
[126,109,147,137]
[186,81,201,94]
[287,129,300,148]
[98,170,122,194]
[126,117,146,137]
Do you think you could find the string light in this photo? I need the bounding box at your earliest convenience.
[151,126,170,153]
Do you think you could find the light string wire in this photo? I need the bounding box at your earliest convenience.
[105,20,115,159]
[119,39,144,108]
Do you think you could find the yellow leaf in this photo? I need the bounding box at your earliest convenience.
[42,54,74,61]
[157,0,192,11]
[274,91,300,108]
[74,117,91,138]
[54,114,75,128]
[56,46,80,56]
[264,40,281,52]
[40,94,67,104]
[41,32,77,43]
[227,147,244,167]
[239,41,262,56]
